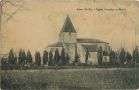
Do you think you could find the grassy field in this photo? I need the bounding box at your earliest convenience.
[1,68,139,90]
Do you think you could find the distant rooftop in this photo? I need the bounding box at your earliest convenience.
[48,38,108,47]
[77,38,109,44]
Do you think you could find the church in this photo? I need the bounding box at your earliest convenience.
[47,16,110,64]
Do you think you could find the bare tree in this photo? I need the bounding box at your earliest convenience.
[1,0,28,24]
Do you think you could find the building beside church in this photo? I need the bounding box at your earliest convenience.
[47,16,110,64]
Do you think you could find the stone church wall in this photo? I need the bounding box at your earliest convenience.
[60,32,77,43]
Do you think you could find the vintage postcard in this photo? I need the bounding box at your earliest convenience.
[0,0,139,89]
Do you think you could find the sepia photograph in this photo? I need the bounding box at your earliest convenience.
[0,0,139,89]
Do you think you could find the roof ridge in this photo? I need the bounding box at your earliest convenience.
[78,38,101,40]
[77,38,109,44]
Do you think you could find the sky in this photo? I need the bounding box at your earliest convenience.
[1,0,139,55]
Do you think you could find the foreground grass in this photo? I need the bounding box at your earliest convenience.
[1,68,139,90]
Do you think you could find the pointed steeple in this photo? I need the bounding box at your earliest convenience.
[61,16,76,33]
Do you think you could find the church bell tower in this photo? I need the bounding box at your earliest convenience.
[59,16,77,44]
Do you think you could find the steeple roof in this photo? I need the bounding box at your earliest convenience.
[61,16,76,33]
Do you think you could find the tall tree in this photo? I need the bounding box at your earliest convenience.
[26,50,32,64]
[54,49,60,65]
[37,52,41,66]
[126,52,132,64]
[48,50,53,66]
[75,54,80,64]
[75,45,80,64]
[98,46,103,65]
[133,46,139,63]
[110,49,115,64]
[18,49,23,65]
[35,51,41,66]
[119,48,126,65]
[18,49,26,65]
[35,51,38,65]
[85,48,89,65]
[43,50,48,65]
[22,50,26,65]
[8,49,15,64]
[14,54,17,65]
[61,47,66,65]
[65,53,70,64]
